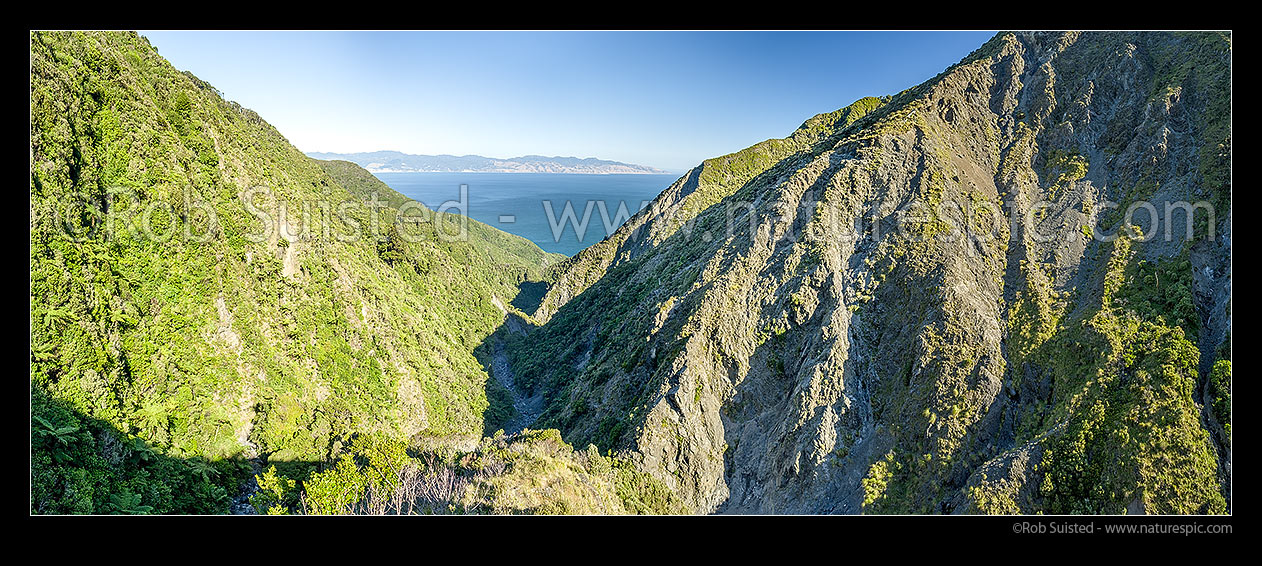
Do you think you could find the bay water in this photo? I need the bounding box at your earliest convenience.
[375,172,679,256]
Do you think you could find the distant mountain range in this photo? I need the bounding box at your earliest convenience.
[305,151,670,174]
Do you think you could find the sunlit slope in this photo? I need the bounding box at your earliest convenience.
[30,31,558,513]
[510,31,1231,514]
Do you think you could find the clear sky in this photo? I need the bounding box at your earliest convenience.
[140,30,997,172]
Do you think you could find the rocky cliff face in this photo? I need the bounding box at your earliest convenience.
[508,31,1231,514]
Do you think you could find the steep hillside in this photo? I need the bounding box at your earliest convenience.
[507,31,1231,514]
[30,30,1231,516]
[29,31,561,513]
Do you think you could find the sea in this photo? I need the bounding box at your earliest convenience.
[375,172,679,256]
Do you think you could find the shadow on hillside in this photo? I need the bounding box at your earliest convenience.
[29,389,328,515]
[511,280,549,314]
[477,279,552,437]
[34,275,570,515]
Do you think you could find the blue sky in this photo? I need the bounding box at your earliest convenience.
[140,31,997,172]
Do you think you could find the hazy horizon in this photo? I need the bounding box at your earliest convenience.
[138,30,996,172]
[306,149,676,172]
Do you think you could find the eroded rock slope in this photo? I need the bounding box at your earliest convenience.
[508,31,1231,514]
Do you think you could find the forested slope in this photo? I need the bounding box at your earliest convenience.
[30,30,560,513]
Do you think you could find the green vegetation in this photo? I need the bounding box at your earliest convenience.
[31,30,1230,516]
[1042,148,1088,199]
[30,31,559,514]
[861,450,901,512]
[535,94,889,323]
[1112,253,1199,339]
[514,94,895,456]
[510,33,1230,516]
[966,473,1021,515]
[1208,359,1230,439]
[248,429,687,515]
[1023,235,1225,514]
[32,389,246,514]
[1007,261,1068,371]
[249,465,297,514]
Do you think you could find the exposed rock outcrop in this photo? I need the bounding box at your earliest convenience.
[511,31,1231,515]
